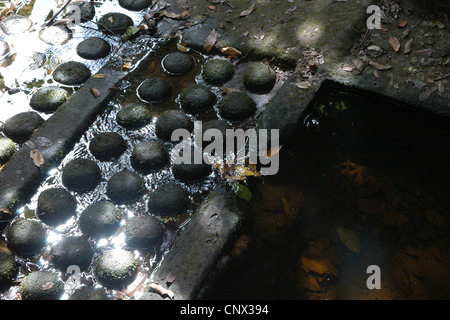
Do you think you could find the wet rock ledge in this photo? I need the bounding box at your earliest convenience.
[150,185,245,300]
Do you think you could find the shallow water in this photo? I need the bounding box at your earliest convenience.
[202,82,450,300]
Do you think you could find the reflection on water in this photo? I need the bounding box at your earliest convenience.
[203,82,450,300]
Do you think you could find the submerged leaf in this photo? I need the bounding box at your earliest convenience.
[356,198,384,214]
[337,227,360,254]
[231,182,252,202]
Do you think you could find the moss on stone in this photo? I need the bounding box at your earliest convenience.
[6,219,46,256]
[95,249,138,288]
[61,158,102,192]
[116,103,152,130]
[106,170,146,205]
[242,62,276,93]
[79,201,122,238]
[179,84,216,114]
[0,137,16,164]
[202,59,234,85]
[0,253,18,285]
[30,86,68,113]
[20,271,64,300]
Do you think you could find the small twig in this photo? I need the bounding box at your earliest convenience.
[41,0,73,27]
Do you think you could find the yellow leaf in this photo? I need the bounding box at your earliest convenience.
[220,46,242,58]
[300,255,338,276]
[235,165,261,177]
[30,149,44,167]
[337,227,360,254]
[93,74,106,78]
[177,42,191,53]
[122,61,132,71]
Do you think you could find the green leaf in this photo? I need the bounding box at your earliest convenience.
[122,26,141,41]
[23,205,35,219]
[231,183,252,202]
[337,227,360,254]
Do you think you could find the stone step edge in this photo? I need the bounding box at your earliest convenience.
[0,66,128,213]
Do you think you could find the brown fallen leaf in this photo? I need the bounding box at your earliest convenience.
[367,45,383,53]
[240,2,255,17]
[389,36,401,52]
[30,149,44,167]
[368,61,392,70]
[204,29,220,53]
[221,87,242,94]
[401,28,411,40]
[208,5,216,11]
[414,48,432,57]
[373,68,379,78]
[381,210,408,226]
[396,20,407,28]
[295,81,312,89]
[435,21,444,29]
[177,42,191,53]
[90,87,100,98]
[419,86,437,101]
[220,46,242,58]
[341,64,353,72]
[40,281,55,291]
[404,38,413,54]
[148,282,175,299]
[160,10,190,20]
[424,209,446,229]
[93,74,106,78]
[0,207,10,214]
[356,198,385,214]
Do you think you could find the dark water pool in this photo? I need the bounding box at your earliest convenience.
[203,81,450,300]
